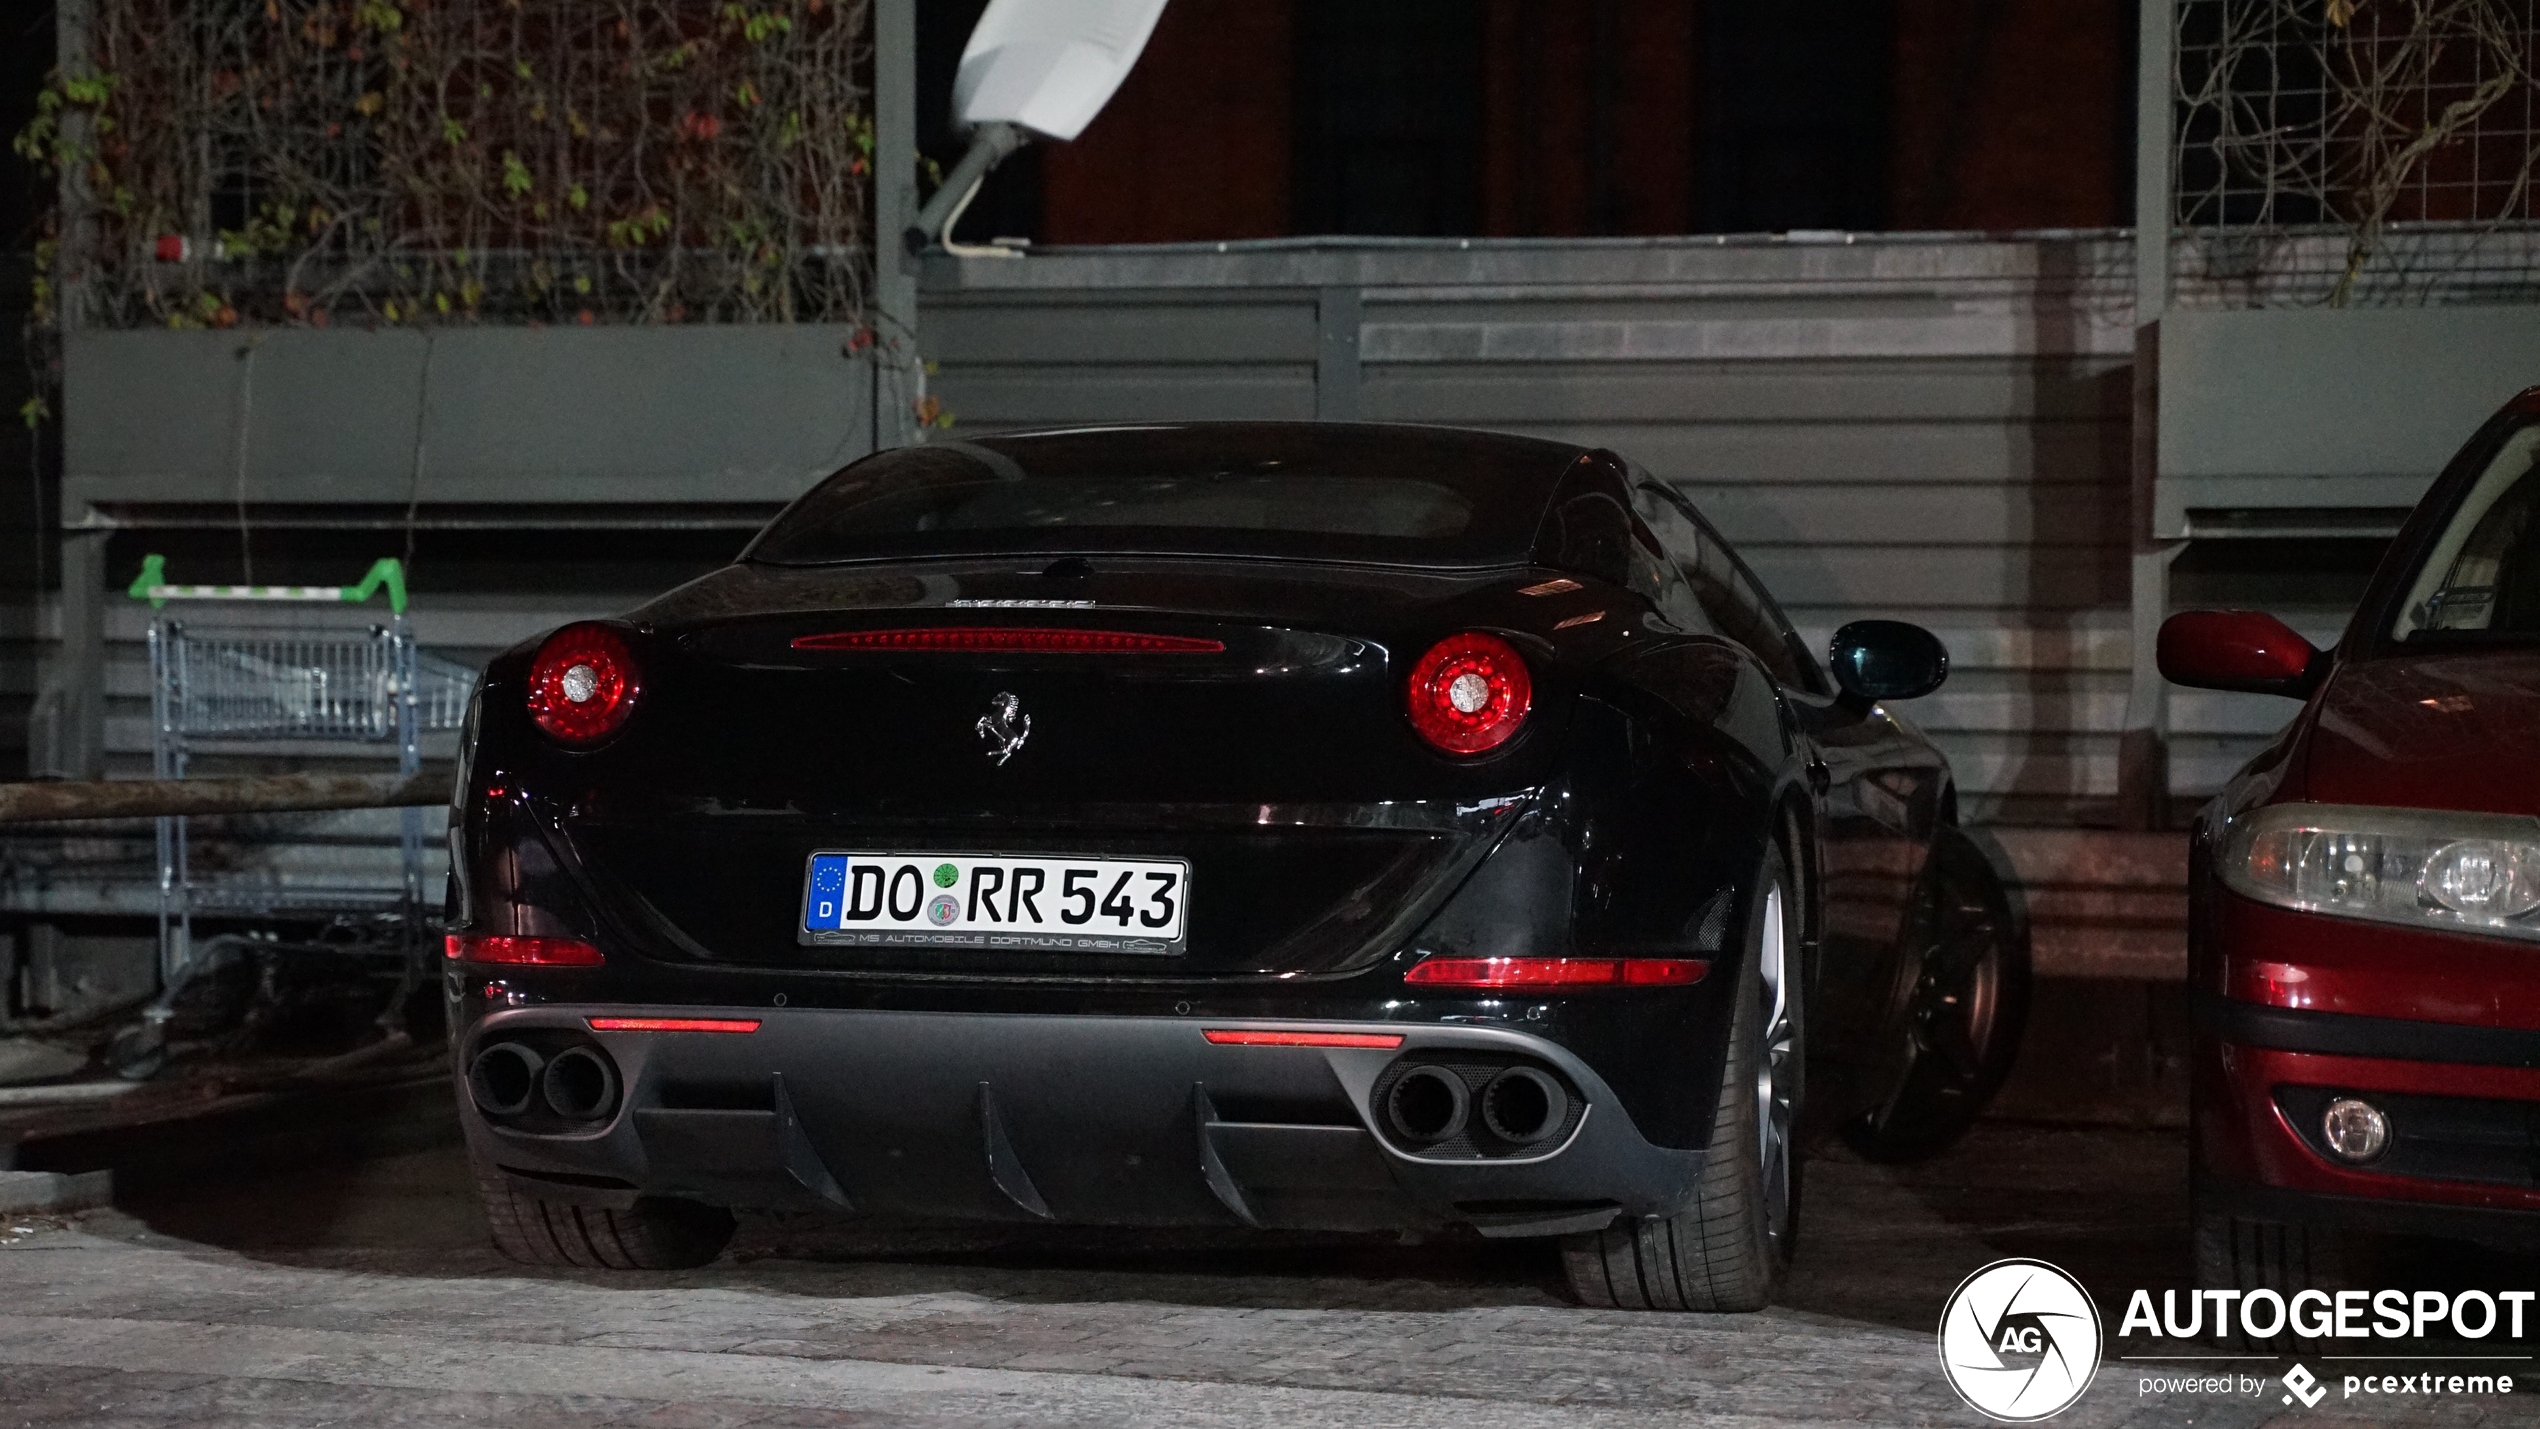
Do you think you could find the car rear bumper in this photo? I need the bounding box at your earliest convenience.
[2192,992,2540,1244]
[458,1006,1704,1238]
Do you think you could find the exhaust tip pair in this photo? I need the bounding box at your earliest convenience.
[469,1041,621,1123]
[1383,1062,1569,1150]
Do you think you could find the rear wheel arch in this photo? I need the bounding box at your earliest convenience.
[1562,835,1803,1311]
[1773,794,1823,983]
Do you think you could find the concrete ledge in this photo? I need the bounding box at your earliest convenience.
[1983,827,2187,980]
[1990,978,2188,1128]
[0,1168,112,1215]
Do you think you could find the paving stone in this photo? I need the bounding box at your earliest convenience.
[0,1124,2531,1426]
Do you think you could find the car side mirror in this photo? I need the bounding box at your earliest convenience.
[2157,610,2325,698]
[1829,620,1948,704]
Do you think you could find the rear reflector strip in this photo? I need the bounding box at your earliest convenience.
[792,627,1225,654]
[1201,1029,1406,1049]
[587,1017,763,1034]
[1403,957,1708,989]
[443,934,605,967]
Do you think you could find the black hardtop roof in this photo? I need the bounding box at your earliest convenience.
[746,421,1608,569]
[960,421,1593,479]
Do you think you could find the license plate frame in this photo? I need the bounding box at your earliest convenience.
[798,851,1192,955]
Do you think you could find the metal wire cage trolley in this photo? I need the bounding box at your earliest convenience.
[133,555,476,991]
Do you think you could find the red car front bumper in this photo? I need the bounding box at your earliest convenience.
[2194,893,2540,1246]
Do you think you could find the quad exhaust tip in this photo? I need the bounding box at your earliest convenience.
[468,1042,544,1118]
[1384,1065,1470,1144]
[542,1045,622,1123]
[468,1040,622,1124]
[1480,1066,1568,1145]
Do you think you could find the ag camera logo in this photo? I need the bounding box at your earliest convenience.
[1939,1258,2103,1421]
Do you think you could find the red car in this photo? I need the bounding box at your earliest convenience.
[2165,386,2540,1290]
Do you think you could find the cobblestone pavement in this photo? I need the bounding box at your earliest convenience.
[0,1124,2531,1427]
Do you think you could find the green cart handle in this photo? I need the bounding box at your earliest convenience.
[129,554,408,614]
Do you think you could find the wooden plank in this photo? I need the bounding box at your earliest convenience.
[0,767,454,825]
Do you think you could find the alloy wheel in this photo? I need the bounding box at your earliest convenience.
[1899,880,2006,1107]
[1754,881,1797,1247]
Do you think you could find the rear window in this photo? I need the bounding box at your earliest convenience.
[746,425,1581,567]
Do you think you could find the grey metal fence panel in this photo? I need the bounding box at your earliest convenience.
[62,325,884,512]
[925,235,2161,823]
[30,234,2376,833]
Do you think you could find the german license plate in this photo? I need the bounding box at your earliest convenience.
[799,852,1190,954]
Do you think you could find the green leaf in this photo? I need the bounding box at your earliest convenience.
[501,150,533,197]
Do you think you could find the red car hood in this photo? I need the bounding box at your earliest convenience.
[2305,648,2540,815]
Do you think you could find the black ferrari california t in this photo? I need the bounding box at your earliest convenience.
[446,422,2028,1311]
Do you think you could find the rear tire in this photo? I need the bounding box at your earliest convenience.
[471,1150,734,1270]
[1562,845,1802,1312]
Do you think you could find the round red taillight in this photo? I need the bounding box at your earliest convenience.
[1405,632,1533,755]
[527,623,641,746]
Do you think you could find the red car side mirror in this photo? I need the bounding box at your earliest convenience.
[2157,611,2325,698]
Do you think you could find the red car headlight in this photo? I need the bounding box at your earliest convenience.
[2224,802,2540,939]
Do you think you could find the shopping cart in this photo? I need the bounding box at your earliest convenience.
[124,556,476,1069]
